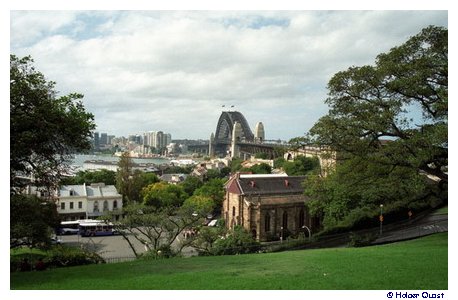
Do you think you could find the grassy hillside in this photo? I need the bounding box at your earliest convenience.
[11,232,447,290]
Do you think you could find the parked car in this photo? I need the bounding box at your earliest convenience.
[51,237,62,245]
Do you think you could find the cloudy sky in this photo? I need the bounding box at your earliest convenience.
[10,10,448,140]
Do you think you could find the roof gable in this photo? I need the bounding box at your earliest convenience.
[226,174,306,195]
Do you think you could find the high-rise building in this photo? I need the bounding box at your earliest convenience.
[100,133,108,146]
[93,132,100,149]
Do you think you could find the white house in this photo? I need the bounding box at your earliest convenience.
[56,183,122,221]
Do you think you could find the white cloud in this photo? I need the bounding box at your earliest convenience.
[10,10,448,139]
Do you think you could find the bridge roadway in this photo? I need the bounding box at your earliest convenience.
[188,140,286,157]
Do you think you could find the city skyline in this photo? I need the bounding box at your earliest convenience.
[10,10,447,140]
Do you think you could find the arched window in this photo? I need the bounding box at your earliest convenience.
[299,209,305,228]
[113,200,118,210]
[282,211,288,230]
[232,206,236,216]
[93,201,99,213]
[264,213,271,232]
[103,200,109,211]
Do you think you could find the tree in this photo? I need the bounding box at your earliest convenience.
[193,178,225,210]
[241,163,272,174]
[142,182,187,208]
[308,26,447,191]
[60,169,116,185]
[11,194,60,248]
[10,55,95,191]
[182,195,215,215]
[109,204,206,258]
[282,156,320,176]
[305,26,447,229]
[180,175,203,196]
[304,157,432,230]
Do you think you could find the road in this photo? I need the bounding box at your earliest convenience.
[59,232,198,260]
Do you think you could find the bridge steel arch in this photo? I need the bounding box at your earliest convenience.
[215,111,254,142]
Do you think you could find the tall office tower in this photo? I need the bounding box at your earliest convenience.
[155,131,164,149]
[164,133,172,147]
[100,133,108,146]
[93,132,100,149]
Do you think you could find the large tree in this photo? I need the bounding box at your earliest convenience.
[10,55,95,191]
[11,194,60,248]
[305,26,447,228]
[108,204,208,258]
[308,26,447,190]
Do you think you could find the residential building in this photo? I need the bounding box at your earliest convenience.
[57,183,122,221]
[24,183,123,221]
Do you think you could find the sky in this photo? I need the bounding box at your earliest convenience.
[9,10,448,141]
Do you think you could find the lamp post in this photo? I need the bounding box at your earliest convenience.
[379,204,384,235]
[302,225,311,243]
[280,226,283,243]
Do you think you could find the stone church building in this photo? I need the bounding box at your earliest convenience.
[223,173,320,241]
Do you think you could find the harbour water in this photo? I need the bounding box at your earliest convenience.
[71,154,170,168]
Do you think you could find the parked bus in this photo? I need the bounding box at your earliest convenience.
[79,221,116,237]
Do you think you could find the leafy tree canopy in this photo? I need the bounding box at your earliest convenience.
[283,156,320,176]
[10,55,95,191]
[304,26,447,230]
[307,26,447,189]
[11,194,60,248]
[193,178,225,209]
[61,169,116,185]
[142,182,187,208]
[241,163,272,174]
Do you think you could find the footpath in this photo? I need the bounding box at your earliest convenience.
[289,208,448,250]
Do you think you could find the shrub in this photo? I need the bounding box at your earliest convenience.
[348,232,378,247]
[211,226,261,255]
[46,246,105,268]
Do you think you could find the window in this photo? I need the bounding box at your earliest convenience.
[60,202,65,210]
[113,200,118,210]
[93,201,99,213]
[70,202,74,209]
[282,211,288,230]
[299,209,305,228]
[78,201,83,209]
[69,189,75,196]
[232,206,236,217]
[103,200,109,211]
[264,213,271,232]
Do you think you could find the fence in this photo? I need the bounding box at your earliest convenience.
[103,256,137,264]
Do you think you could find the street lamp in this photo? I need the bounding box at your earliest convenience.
[280,226,283,243]
[379,204,384,235]
[302,225,311,243]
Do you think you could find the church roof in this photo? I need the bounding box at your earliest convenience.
[226,174,306,195]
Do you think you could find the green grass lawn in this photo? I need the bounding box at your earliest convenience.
[433,206,448,215]
[10,232,447,290]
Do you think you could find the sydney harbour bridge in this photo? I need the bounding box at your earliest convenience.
[188,111,282,159]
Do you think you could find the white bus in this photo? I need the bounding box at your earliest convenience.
[58,220,81,235]
[78,220,116,237]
